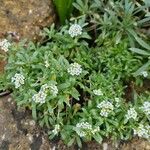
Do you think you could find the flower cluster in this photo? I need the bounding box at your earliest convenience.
[141,71,148,78]
[93,89,103,96]
[68,24,82,37]
[49,84,58,96]
[32,91,47,104]
[0,39,11,52]
[75,122,99,137]
[52,124,60,135]
[125,108,137,121]
[134,124,150,139]
[32,83,58,104]
[141,101,150,116]
[67,62,82,76]
[97,101,114,117]
[41,84,49,92]
[125,108,137,120]
[11,73,25,88]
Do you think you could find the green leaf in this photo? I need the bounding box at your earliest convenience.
[31,102,37,120]
[76,136,82,148]
[93,133,102,143]
[129,48,150,56]
[70,87,80,100]
[67,138,75,146]
[137,17,150,25]
[133,60,150,76]
[128,29,150,50]
[44,115,50,128]
[53,0,73,24]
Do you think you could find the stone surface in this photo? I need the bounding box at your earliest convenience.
[0,96,52,150]
[0,95,150,150]
[0,0,55,41]
[0,0,55,73]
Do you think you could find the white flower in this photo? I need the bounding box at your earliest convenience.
[125,108,137,120]
[141,101,150,116]
[68,24,82,37]
[41,83,58,96]
[97,101,114,117]
[67,62,82,76]
[52,124,60,135]
[134,124,150,139]
[75,122,99,137]
[44,60,50,68]
[32,91,47,104]
[11,73,25,88]
[41,84,49,92]
[93,89,103,96]
[50,84,58,96]
[76,122,92,130]
[32,83,58,104]
[0,39,11,52]
[141,71,148,77]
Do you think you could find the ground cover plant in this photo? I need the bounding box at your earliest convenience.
[0,0,150,148]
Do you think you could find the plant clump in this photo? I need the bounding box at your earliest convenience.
[0,0,150,148]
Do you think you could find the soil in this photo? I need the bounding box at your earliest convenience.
[0,95,150,150]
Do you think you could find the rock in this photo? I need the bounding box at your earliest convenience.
[0,95,52,150]
[0,0,55,41]
[0,0,55,73]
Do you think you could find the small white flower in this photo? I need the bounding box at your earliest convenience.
[68,24,82,37]
[41,83,58,96]
[97,101,114,117]
[76,122,92,130]
[50,84,58,96]
[67,62,82,76]
[125,108,137,120]
[93,89,103,96]
[141,71,148,77]
[32,83,58,103]
[32,91,47,104]
[0,39,11,52]
[141,101,150,116]
[134,124,150,139]
[75,122,99,137]
[41,84,49,92]
[76,122,91,137]
[11,73,25,88]
[52,124,60,135]
[44,60,50,68]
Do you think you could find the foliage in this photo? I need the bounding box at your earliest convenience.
[0,0,150,148]
[73,0,150,46]
[53,0,74,24]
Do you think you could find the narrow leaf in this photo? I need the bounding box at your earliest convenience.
[133,60,150,76]
[129,48,150,56]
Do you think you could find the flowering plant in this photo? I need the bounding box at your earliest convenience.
[1,0,150,148]
[1,21,149,147]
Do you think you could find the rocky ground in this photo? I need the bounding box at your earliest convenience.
[0,0,55,41]
[0,95,150,150]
